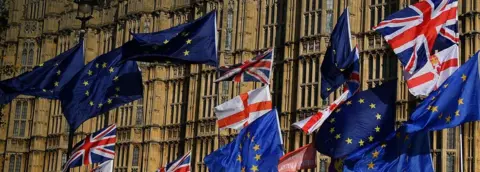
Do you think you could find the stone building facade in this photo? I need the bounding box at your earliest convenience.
[0,0,479,172]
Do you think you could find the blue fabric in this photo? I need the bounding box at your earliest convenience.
[204,109,284,172]
[121,11,218,67]
[405,51,480,133]
[334,127,433,172]
[315,81,397,158]
[60,47,143,130]
[320,8,355,99]
[0,42,84,105]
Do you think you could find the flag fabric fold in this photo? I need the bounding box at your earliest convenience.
[278,143,316,172]
[63,125,117,172]
[91,160,113,172]
[315,81,397,158]
[293,47,360,134]
[374,0,459,96]
[215,49,273,84]
[121,11,218,67]
[0,42,84,105]
[160,152,191,172]
[60,47,143,130]
[404,51,480,133]
[215,85,272,130]
[334,127,433,172]
[320,8,354,99]
[204,109,284,172]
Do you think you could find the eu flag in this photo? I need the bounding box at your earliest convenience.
[0,42,84,105]
[121,11,218,67]
[335,127,433,172]
[320,8,355,99]
[315,81,397,158]
[405,51,480,133]
[204,109,284,172]
[60,47,143,130]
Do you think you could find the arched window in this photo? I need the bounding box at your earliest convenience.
[8,155,22,172]
[225,3,233,51]
[143,19,150,33]
[28,42,34,66]
[132,146,140,166]
[21,43,28,73]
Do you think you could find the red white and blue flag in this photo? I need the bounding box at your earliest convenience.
[374,0,458,96]
[63,125,116,172]
[159,152,191,172]
[292,47,360,134]
[215,49,273,84]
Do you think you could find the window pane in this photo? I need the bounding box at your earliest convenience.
[15,102,21,119]
[136,107,143,125]
[319,159,327,172]
[8,155,15,172]
[326,12,333,33]
[446,154,455,172]
[132,146,139,166]
[20,121,26,137]
[305,15,309,36]
[22,101,28,119]
[447,128,456,149]
[15,156,21,172]
[327,0,333,9]
[13,121,19,136]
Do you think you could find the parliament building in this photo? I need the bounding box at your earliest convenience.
[0,0,479,171]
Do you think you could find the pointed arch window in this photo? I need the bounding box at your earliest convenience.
[132,146,140,166]
[225,2,234,51]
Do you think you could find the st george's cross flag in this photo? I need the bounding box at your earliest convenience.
[278,143,316,172]
[374,0,459,96]
[63,125,116,172]
[215,49,273,84]
[292,47,360,134]
[159,152,191,172]
[215,85,272,130]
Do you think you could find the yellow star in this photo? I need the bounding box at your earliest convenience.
[95,63,100,68]
[369,103,376,109]
[115,94,119,97]
[113,76,119,81]
[461,74,467,81]
[345,138,353,144]
[38,63,44,67]
[184,50,190,56]
[88,70,93,76]
[163,39,169,44]
[404,135,409,141]
[107,98,112,104]
[375,126,380,132]
[254,154,261,161]
[56,70,61,75]
[446,116,452,123]
[109,67,114,73]
[326,88,331,91]
[346,101,352,105]
[251,136,255,142]
[431,96,436,100]
[396,132,402,138]
[98,103,103,108]
[330,127,335,133]
[359,139,365,146]
[372,150,379,158]
[251,165,258,172]
[115,87,120,92]
[368,136,374,142]
[42,89,46,92]
[431,106,438,112]
[83,81,89,86]
[381,144,387,148]
[186,39,192,44]
[335,134,341,139]
[335,108,341,113]
[458,98,464,105]
[237,155,242,162]
[427,105,432,110]
[329,118,335,123]
[368,162,375,169]
[85,91,89,96]
[55,63,59,66]
[181,32,189,37]
[443,84,449,88]
[455,110,460,116]
[102,62,107,68]
[253,144,260,151]
[247,132,251,138]
[89,101,94,106]
[358,98,365,104]
[376,113,382,120]
[54,81,59,87]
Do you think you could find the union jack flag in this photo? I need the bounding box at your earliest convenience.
[374,0,458,74]
[159,152,191,172]
[214,49,273,84]
[63,125,116,172]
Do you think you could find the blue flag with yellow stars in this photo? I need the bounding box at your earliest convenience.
[315,81,397,158]
[333,126,433,172]
[121,11,218,67]
[60,47,143,130]
[320,8,355,99]
[404,51,480,133]
[204,109,284,172]
[0,42,84,105]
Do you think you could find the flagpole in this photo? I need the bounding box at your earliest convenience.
[460,126,464,172]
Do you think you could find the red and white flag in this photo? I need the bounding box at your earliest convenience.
[292,90,350,134]
[215,85,272,130]
[278,144,316,172]
[91,160,113,172]
[405,45,459,96]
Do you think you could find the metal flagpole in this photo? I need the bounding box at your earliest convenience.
[460,126,464,172]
